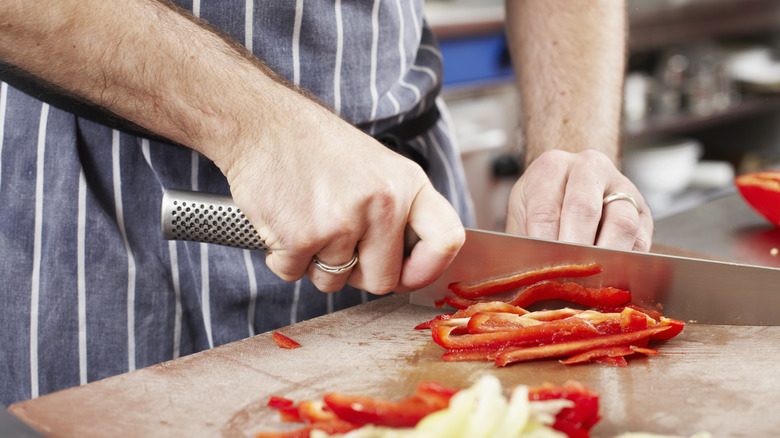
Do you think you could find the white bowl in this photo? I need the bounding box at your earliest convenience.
[622,139,703,200]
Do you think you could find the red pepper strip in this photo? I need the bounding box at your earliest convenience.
[529,381,600,437]
[507,280,631,309]
[650,317,685,340]
[272,332,302,349]
[413,381,459,409]
[467,312,543,334]
[431,316,601,350]
[297,400,338,423]
[603,304,664,321]
[631,346,659,355]
[440,295,482,310]
[521,308,584,322]
[268,395,295,409]
[620,307,651,331]
[735,170,780,226]
[277,406,302,423]
[428,316,470,335]
[495,325,671,367]
[413,313,454,330]
[448,263,603,299]
[560,345,637,365]
[452,301,529,318]
[322,393,440,428]
[267,396,302,422]
[254,419,358,438]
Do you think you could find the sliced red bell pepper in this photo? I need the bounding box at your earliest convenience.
[466,311,542,334]
[439,295,483,310]
[297,400,338,423]
[448,263,603,299]
[620,306,651,331]
[560,345,638,365]
[413,381,459,409]
[495,325,671,367]
[507,280,631,309]
[272,332,302,349]
[630,346,659,355]
[521,308,584,322]
[413,313,454,330]
[735,170,780,226]
[268,395,295,409]
[267,396,302,422]
[322,393,440,428]
[529,381,600,437]
[452,301,529,318]
[650,317,685,340]
[431,316,601,350]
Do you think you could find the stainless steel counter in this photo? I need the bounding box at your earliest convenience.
[653,190,780,268]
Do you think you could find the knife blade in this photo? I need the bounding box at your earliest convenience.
[410,228,780,326]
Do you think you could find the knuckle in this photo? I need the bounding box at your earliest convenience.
[530,150,569,172]
[608,211,641,236]
[634,234,652,252]
[526,202,562,226]
[314,281,344,294]
[433,222,466,255]
[565,199,603,222]
[359,278,397,296]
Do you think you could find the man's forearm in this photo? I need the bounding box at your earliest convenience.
[505,0,626,167]
[0,0,310,168]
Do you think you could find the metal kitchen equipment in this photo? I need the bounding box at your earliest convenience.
[160,189,270,252]
[161,189,780,325]
[411,229,780,326]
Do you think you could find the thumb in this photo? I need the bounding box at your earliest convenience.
[396,184,465,293]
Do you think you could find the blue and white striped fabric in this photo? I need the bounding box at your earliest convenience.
[0,0,474,406]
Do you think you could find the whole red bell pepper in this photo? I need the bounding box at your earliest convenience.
[735,170,780,227]
[448,263,603,299]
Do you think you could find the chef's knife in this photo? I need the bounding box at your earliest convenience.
[160,189,780,326]
[410,228,780,326]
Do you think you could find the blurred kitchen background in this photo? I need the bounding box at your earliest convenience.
[425,0,780,230]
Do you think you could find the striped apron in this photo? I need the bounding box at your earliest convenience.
[0,0,475,406]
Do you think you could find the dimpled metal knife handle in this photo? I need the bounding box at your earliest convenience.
[160,189,270,252]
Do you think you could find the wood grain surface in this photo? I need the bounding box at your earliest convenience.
[9,292,780,438]
[10,196,780,438]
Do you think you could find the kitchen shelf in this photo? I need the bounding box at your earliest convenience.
[629,0,780,52]
[623,92,780,142]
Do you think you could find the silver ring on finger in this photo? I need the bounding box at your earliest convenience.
[603,192,641,214]
[313,251,359,274]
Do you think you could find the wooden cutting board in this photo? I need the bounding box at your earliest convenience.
[8,288,780,438]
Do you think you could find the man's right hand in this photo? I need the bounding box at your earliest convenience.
[220,98,465,295]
